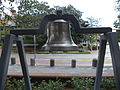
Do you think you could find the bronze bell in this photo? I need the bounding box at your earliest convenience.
[42,19,79,51]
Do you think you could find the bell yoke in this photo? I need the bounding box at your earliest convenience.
[0,10,120,90]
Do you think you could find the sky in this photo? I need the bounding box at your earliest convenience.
[38,0,118,28]
[2,0,118,28]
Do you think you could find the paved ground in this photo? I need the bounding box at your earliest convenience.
[8,64,114,77]
[6,45,115,77]
[10,45,112,66]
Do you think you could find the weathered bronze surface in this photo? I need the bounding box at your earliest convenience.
[42,19,79,51]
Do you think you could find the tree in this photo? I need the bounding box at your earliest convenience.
[114,0,120,41]
[114,0,120,28]
[1,0,100,49]
[116,0,120,11]
[86,17,101,27]
[54,5,88,27]
[86,17,101,42]
[114,14,120,28]
[17,2,89,47]
[16,0,52,48]
[17,0,53,28]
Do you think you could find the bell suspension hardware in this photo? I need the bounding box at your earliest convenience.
[0,10,120,90]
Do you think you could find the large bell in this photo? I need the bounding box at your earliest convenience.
[42,19,79,51]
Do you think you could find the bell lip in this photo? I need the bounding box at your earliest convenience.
[41,45,79,51]
[42,43,78,46]
[53,19,67,23]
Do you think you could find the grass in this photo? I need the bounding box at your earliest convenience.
[28,51,90,54]
[12,48,91,54]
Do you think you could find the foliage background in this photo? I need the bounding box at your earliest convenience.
[0,0,101,49]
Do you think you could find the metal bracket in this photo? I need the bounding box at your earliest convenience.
[107,32,120,90]
[94,34,107,90]
[0,34,32,90]
[0,14,119,90]
[94,32,120,90]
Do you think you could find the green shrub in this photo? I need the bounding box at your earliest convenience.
[70,77,94,90]
[101,77,116,89]
[37,80,66,90]
[92,45,97,50]
[6,79,65,90]
[5,77,116,90]
[6,78,25,90]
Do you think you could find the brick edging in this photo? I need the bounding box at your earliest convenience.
[7,72,114,77]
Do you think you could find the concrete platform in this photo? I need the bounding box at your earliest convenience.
[8,64,114,77]
[7,46,113,77]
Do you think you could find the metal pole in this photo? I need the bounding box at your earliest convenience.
[94,34,107,90]
[33,35,36,59]
[107,32,120,90]
[0,34,15,90]
[16,36,32,90]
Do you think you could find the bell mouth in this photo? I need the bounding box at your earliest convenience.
[41,44,79,51]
